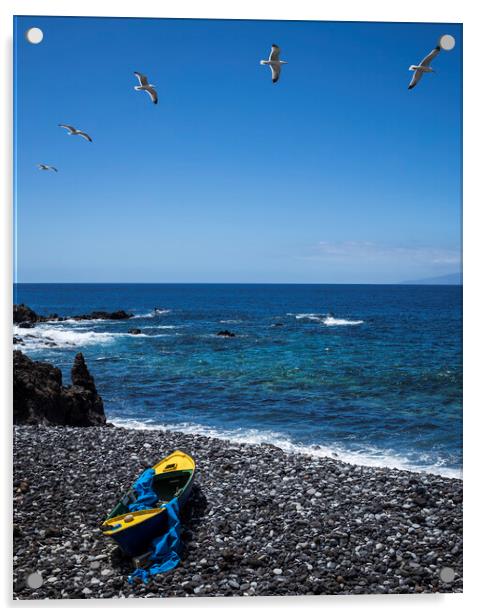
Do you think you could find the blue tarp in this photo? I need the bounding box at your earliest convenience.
[128,468,158,512]
[128,496,181,584]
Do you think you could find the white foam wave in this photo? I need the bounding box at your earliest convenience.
[289,313,364,326]
[13,324,174,350]
[13,325,118,349]
[110,418,461,479]
[132,309,171,319]
[220,319,242,324]
[46,318,98,325]
[323,316,364,326]
[293,313,323,322]
[149,325,177,330]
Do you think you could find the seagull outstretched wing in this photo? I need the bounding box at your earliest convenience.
[134,72,148,86]
[145,86,158,104]
[269,44,280,62]
[77,131,93,142]
[270,64,281,83]
[420,46,441,67]
[408,70,422,90]
[59,124,76,134]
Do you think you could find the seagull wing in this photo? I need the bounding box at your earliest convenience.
[270,64,281,83]
[134,72,149,86]
[50,166,58,172]
[145,86,158,104]
[420,46,441,67]
[59,124,76,133]
[269,44,280,62]
[408,69,423,90]
[77,131,93,142]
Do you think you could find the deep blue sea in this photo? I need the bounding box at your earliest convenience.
[13,283,462,477]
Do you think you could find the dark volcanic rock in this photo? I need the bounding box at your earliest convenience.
[73,310,133,321]
[13,351,63,425]
[13,304,133,324]
[217,330,236,338]
[128,328,142,335]
[71,352,98,393]
[13,426,463,600]
[13,350,106,427]
[17,321,35,329]
[13,304,39,324]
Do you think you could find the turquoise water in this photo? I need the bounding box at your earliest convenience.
[14,283,462,477]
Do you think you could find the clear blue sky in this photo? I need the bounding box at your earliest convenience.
[14,17,462,283]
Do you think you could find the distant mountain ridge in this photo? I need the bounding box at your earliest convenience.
[402,273,462,285]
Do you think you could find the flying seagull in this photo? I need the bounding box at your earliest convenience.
[58,124,93,142]
[37,164,58,172]
[260,44,287,83]
[408,45,441,90]
[134,72,158,104]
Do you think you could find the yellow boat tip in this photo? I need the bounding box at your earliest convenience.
[101,507,165,535]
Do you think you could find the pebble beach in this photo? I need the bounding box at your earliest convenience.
[13,425,462,599]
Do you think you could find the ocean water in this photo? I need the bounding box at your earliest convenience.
[13,283,462,478]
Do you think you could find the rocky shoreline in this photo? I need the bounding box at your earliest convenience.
[14,303,133,327]
[13,425,462,599]
[13,351,106,426]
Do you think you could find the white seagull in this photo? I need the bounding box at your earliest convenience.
[134,72,158,104]
[260,44,287,83]
[408,45,441,90]
[37,164,58,172]
[58,124,93,142]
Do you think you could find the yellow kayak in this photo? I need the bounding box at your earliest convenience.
[101,450,195,556]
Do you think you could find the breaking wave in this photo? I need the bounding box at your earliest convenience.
[132,309,171,319]
[291,313,324,322]
[13,325,118,350]
[110,418,461,479]
[13,324,174,350]
[289,313,364,326]
[323,316,364,326]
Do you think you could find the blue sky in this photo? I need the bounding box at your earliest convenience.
[14,17,462,283]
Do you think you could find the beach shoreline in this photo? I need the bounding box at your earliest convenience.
[13,425,462,599]
[109,419,462,480]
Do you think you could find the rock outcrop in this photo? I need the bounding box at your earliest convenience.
[13,304,39,324]
[13,350,106,427]
[13,304,133,326]
[70,310,133,321]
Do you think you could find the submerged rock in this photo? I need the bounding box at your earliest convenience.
[13,350,106,426]
[216,330,236,338]
[128,328,142,335]
[17,321,35,329]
